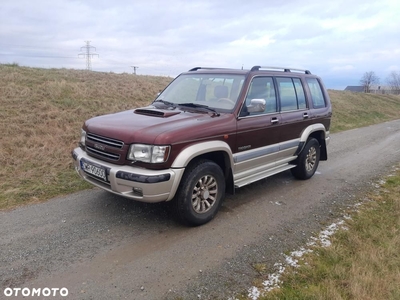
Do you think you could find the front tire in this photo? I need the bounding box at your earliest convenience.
[291,138,320,180]
[173,159,225,226]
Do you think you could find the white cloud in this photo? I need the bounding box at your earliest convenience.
[331,65,355,71]
[0,0,399,88]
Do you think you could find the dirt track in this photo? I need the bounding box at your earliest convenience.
[1,120,400,299]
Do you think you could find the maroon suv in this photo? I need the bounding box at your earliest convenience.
[72,66,332,226]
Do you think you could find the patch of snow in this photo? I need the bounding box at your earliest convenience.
[246,219,346,299]
[318,221,343,247]
[248,286,260,300]
[262,263,285,292]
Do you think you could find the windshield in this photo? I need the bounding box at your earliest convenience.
[155,73,245,111]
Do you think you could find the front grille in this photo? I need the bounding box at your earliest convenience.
[86,146,120,161]
[87,133,124,149]
[86,133,124,162]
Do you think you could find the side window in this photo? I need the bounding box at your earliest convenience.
[276,77,298,111]
[293,78,307,109]
[306,78,326,108]
[243,77,277,116]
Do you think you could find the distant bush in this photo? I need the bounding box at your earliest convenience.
[2,62,20,67]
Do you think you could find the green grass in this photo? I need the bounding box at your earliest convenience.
[256,168,400,300]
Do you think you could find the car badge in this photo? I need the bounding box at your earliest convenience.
[94,143,106,151]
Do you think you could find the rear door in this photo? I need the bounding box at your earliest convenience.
[275,77,313,161]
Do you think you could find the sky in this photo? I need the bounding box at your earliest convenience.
[1,0,399,89]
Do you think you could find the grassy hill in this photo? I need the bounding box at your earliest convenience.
[329,89,400,132]
[1,64,400,209]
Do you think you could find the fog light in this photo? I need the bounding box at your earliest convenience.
[132,187,143,197]
[71,150,78,161]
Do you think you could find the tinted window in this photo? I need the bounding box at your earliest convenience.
[243,77,277,115]
[276,77,308,111]
[306,78,326,108]
[276,78,298,111]
[293,78,307,109]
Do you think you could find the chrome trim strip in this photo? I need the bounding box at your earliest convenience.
[281,139,300,150]
[234,145,279,163]
[233,139,300,163]
[86,146,120,160]
[87,133,124,148]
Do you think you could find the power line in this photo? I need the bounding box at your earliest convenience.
[0,54,78,58]
[78,41,99,71]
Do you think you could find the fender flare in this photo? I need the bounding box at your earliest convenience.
[295,123,327,156]
[171,140,235,168]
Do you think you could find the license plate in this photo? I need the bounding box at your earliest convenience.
[81,160,107,181]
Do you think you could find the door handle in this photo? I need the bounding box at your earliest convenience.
[271,117,279,124]
[303,113,309,119]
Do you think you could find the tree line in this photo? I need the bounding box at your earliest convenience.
[359,71,400,94]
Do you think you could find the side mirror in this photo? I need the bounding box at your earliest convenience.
[247,99,266,113]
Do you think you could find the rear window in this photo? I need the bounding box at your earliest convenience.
[306,78,326,108]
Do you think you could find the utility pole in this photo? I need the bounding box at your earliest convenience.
[78,41,99,71]
[131,66,139,75]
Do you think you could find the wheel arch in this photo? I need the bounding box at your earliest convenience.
[296,124,328,161]
[171,141,235,195]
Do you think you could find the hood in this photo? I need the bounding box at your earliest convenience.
[84,105,235,145]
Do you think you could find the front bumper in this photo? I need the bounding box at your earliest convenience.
[72,147,184,203]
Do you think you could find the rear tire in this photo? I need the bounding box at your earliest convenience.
[291,138,320,180]
[173,159,225,226]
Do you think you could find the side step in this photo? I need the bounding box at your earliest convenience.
[234,163,295,188]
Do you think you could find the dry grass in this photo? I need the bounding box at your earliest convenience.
[1,64,400,209]
[0,64,172,209]
[260,168,400,300]
[329,89,400,133]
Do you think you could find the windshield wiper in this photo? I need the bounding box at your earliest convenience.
[153,99,176,107]
[178,103,220,116]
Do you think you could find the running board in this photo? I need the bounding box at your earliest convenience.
[234,163,296,188]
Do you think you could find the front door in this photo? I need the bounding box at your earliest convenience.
[234,76,281,184]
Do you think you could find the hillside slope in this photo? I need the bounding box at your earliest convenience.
[0,64,172,208]
[1,64,399,208]
[329,89,400,132]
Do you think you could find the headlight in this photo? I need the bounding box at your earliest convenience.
[127,144,170,163]
[79,129,86,148]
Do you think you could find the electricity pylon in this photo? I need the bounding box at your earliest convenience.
[131,66,139,75]
[78,41,99,71]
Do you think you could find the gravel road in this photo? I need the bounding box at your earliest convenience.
[1,120,400,300]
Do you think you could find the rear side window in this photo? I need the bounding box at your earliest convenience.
[293,78,306,109]
[276,77,307,111]
[306,78,326,108]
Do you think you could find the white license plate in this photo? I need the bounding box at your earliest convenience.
[81,161,107,181]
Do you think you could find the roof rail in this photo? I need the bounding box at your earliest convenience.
[250,66,311,74]
[188,67,236,72]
